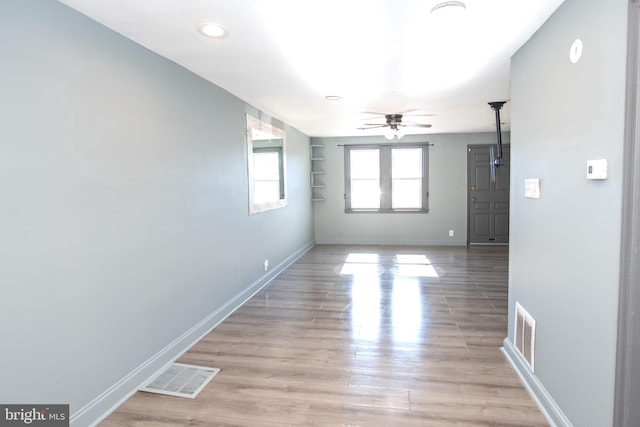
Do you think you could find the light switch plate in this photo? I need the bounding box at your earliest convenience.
[587,159,608,180]
[524,178,540,199]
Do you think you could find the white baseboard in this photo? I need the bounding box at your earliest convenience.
[313,237,466,246]
[72,240,315,427]
[501,338,573,427]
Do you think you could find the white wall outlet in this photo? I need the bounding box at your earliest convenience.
[448,229,454,237]
[263,259,269,271]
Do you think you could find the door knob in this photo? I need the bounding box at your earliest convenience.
[469,185,476,191]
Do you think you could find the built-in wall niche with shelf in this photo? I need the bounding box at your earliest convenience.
[310,143,326,202]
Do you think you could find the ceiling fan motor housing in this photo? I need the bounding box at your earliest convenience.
[386,114,403,129]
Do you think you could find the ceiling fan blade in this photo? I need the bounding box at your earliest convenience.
[396,109,436,116]
[405,123,432,128]
[357,124,388,130]
[403,113,435,118]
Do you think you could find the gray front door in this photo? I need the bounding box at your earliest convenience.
[467,144,510,244]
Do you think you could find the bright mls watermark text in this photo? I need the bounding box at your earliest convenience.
[0,405,68,426]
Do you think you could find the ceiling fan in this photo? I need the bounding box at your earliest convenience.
[358,113,432,140]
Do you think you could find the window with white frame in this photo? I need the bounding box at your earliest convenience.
[344,144,429,213]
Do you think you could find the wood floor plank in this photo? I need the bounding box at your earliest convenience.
[99,245,548,426]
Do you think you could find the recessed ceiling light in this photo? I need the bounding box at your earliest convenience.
[325,95,343,101]
[197,22,228,39]
[430,1,466,15]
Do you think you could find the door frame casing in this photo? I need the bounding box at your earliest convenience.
[615,1,640,426]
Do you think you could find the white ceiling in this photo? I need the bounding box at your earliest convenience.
[59,0,564,137]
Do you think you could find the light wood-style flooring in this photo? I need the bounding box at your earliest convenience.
[100,245,548,426]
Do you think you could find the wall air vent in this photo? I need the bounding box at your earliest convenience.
[514,302,536,372]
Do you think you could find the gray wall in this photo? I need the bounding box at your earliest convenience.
[313,133,509,245]
[0,0,313,423]
[509,0,628,425]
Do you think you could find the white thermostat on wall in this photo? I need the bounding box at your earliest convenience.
[587,159,608,180]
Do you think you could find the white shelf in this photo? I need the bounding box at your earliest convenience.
[310,143,326,202]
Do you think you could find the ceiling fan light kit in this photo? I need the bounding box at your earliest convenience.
[384,128,395,140]
[384,127,405,140]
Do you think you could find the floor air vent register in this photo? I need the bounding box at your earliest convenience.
[139,363,220,398]
[514,302,536,372]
